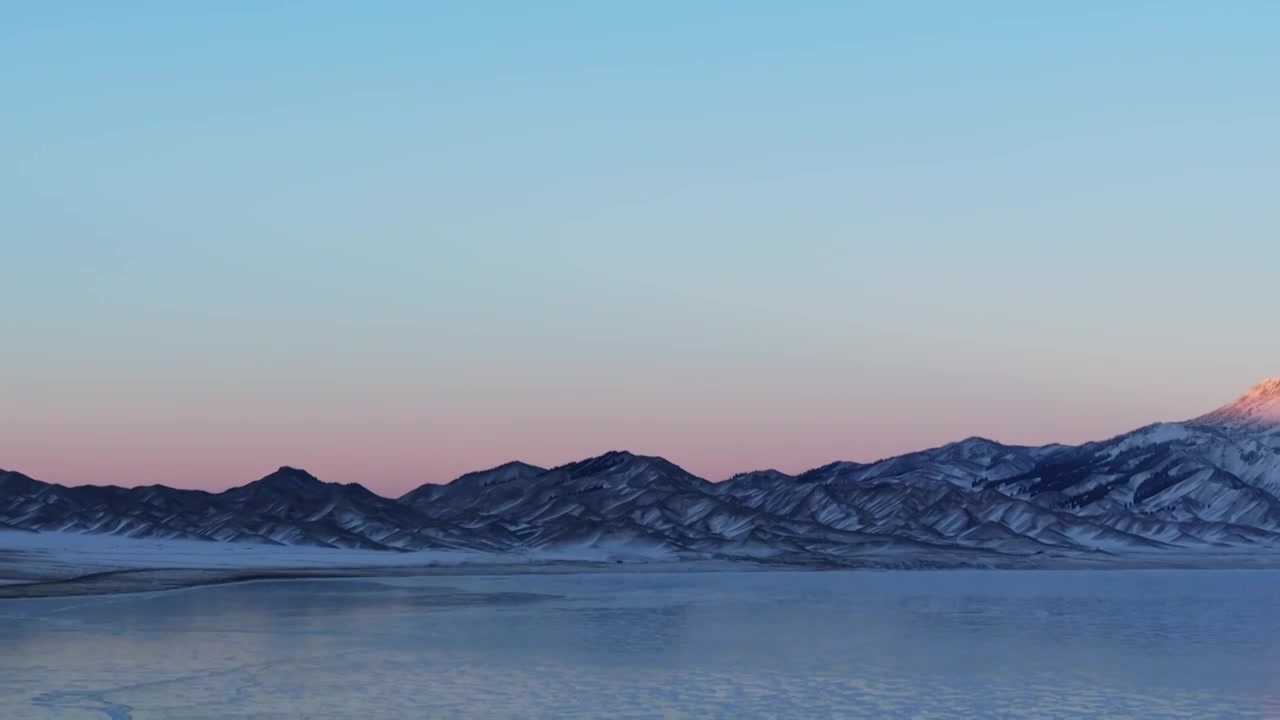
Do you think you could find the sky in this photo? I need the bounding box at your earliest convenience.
[3,1,1279,494]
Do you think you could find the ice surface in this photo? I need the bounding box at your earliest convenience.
[3,570,1280,718]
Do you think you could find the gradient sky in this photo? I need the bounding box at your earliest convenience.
[4,1,1279,494]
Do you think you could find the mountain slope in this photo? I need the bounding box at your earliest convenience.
[1194,376,1280,428]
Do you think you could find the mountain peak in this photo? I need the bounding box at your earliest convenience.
[1194,376,1280,427]
[445,460,546,488]
[269,466,319,480]
[947,436,1004,450]
[1247,376,1280,397]
[723,468,795,485]
[557,450,637,470]
[247,466,326,490]
[554,450,710,486]
[0,469,49,495]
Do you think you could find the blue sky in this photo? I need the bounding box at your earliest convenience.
[3,1,1279,491]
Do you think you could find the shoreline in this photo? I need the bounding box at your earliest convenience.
[5,529,1280,600]
[0,557,803,600]
[7,550,1280,600]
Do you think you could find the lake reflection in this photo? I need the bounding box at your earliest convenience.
[3,570,1280,718]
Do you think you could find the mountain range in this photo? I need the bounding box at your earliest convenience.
[5,377,1280,561]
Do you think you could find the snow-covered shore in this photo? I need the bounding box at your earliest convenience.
[6,530,1280,600]
[0,530,740,599]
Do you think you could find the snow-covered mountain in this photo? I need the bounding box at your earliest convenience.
[1194,376,1280,428]
[5,377,1280,559]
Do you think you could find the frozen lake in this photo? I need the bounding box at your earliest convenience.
[3,569,1280,719]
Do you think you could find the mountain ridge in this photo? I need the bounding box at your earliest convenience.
[5,377,1280,560]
